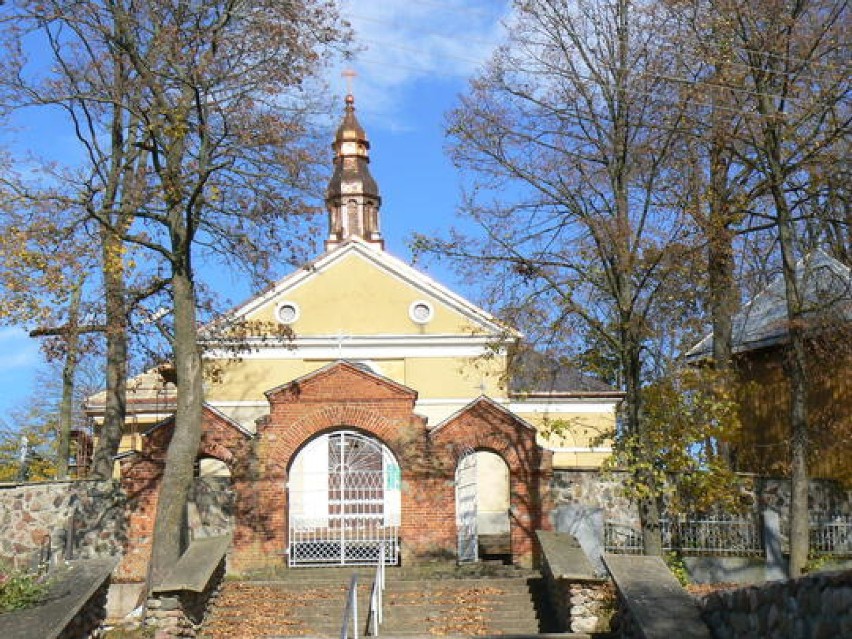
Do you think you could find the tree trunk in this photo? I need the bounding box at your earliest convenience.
[765,124,809,577]
[56,281,83,480]
[626,337,663,556]
[148,263,203,585]
[707,112,738,465]
[776,198,810,578]
[90,228,128,480]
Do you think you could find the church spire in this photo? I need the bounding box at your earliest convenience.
[325,93,384,251]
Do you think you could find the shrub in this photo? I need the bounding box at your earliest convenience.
[0,567,49,613]
[665,551,690,586]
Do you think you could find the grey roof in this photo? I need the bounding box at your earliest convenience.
[688,250,852,360]
[508,348,620,396]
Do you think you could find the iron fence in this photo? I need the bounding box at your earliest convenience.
[605,514,762,556]
[606,513,852,557]
[811,516,852,556]
[604,522,644,555]
[672,515,763,556]
[787,515,852,557]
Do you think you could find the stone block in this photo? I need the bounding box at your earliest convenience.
[730,611,751,634]
[812,617,839,639]
[572,615,599,633]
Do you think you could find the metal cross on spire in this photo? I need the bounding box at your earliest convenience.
[342,68,357,96]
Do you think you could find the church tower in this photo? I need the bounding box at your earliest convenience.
[325,94,384,251]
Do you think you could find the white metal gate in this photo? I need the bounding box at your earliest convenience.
[455,448,478,563]
[288,431,400,566]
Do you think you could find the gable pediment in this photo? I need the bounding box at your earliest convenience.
[211,239,515,342]
[431,395,537,438]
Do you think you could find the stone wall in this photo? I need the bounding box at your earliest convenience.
[550,579,614,634]
[745,476,852,517]
[145,558,226,639]
[551,470,638,527]
[187,477,233,540]
[551,470,852,541]
[699,570,852,639]
[0,480,126,569]
[57,576,110,639]
[551,470,852,527]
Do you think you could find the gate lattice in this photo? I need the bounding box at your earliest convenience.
[456,448,478,563]
[288,431,400,566]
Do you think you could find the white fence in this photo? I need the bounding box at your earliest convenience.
[605,513,852,557]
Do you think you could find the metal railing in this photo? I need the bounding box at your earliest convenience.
[781,515,852,557]
[341,574,359,639]
[810,516,852,556]
[605,515,763,556]
[672,515,763,556]
[341,545,387,639]
[367,544,386,635]
[607,513,852,557]
[604,521,644,555]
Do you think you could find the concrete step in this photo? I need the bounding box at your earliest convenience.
[244,563,536,583]
[202,570,560,638]
[239,576,541,591]
[268,636,593,639]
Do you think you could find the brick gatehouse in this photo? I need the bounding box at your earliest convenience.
[118,361,553,578]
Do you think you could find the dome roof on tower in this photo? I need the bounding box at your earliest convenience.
[334,94,368,144]
[326,93,380,200]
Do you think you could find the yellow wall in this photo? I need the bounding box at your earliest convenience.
[513,408,615,470]
[245,253,483,336]
[205,358,310,402]
[99,247,618,473]
[514,410,614,446]
[404,357,505,398]
[204,355,507,403]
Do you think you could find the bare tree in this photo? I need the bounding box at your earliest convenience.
[2,0,348,582]
[425,0,699,554]
[703,0,850,577]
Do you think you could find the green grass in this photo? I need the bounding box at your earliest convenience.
[0,566,50,613]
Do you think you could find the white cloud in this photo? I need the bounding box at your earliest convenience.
[336,0,510,123]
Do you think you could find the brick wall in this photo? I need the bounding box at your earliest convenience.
[119,407,251,580]
[431,398,553,566]
[121,362,556,576]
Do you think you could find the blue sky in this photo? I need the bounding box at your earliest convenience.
[0,0,511,418]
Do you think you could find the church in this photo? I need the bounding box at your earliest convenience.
[85,95,622,576]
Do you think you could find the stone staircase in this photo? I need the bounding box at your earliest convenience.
[200,563,589,638]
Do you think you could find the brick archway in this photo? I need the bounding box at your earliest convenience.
[231,361,427,572]
[286,428,402,566]
[229,364,553,571]
[118,405,252,580]
[431,397,553,566]
[283,405,408,468]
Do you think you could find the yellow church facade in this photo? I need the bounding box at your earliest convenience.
[85,94,621,571]
[87,94,619,474]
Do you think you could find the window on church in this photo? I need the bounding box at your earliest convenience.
[409,300,434,324]
[346,200,360,236]
[276,301,300,325]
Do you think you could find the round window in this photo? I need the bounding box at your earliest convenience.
[276,301,300,325]
[409,300,434,324]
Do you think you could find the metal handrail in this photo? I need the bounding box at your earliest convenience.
[367,545,386,635]
[341,574,359,639]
